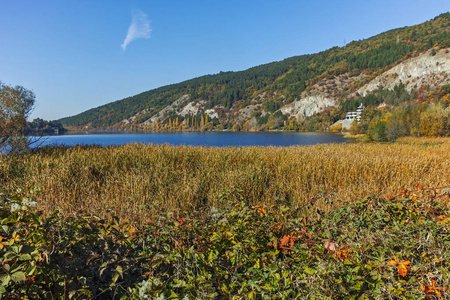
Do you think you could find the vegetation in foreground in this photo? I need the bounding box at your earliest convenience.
[1,186,449,299]
[1,137,449,298]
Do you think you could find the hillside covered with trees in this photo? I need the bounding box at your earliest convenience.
[59,13,450,139]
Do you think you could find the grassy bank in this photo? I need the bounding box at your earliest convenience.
[0,137,449,224]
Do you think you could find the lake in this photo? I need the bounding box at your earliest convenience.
[33,132,348,147]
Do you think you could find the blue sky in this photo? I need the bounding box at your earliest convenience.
[1,1,449,120]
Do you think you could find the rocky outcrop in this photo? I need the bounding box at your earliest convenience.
[330,119,354,130]
[356,48,450,96]
[280,95,337,118]
[178,100,206,117]
[144,95,191,124]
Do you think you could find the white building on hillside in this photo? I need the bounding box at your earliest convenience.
[345,104,365,122]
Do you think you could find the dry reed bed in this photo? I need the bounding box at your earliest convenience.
[1,137,449,224]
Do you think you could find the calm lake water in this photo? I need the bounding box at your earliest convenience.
[34,132,348,147]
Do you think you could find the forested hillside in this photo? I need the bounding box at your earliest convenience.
[59,13,450,135]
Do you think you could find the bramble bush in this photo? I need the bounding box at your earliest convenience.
[1,186,449,299]
[0,189,143,299]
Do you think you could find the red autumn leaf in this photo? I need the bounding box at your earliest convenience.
[280,232,298,249]
[280,235,291,248]
[421,280,445,299]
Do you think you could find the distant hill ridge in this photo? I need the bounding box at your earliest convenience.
[59,12,450,131]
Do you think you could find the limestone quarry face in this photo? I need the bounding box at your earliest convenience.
[204,109,219,119]
[141,94,191,124]
[356,48,450,96]
[178,100,206,117]
[280,95,337,118]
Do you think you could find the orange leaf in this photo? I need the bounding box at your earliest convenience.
[421,280,445,298]
[255,206,267,217]
[280,235,291,248]
[280,232,298,249]
[436,215,450,224]
[397,260,410,277]
[334,249,352,261]
[400,189,409,197]
[387,260,397,266]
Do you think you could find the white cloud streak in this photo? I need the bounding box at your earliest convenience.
[121,9,152,51]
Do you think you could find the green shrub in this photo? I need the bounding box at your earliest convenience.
[1,187,449,299]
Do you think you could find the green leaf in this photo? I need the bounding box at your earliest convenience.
[19,254,32,261]
[25,265,36,276]
[303,267,315,275]
[351,281,364,291]
[3,264,10,272]
[112,273,119,284]
[0,274,10,286]
[115,266,123,278]
[4,252,18,260]
[253,259,260,269]
[11,271,26,283]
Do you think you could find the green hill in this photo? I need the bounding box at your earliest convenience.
[59,13,450,130]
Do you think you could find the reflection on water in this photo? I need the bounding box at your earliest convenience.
[33,131,348,147]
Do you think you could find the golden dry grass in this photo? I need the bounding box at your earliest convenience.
[1,137,449,224]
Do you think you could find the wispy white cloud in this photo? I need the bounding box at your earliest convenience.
[121,9,152,51]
